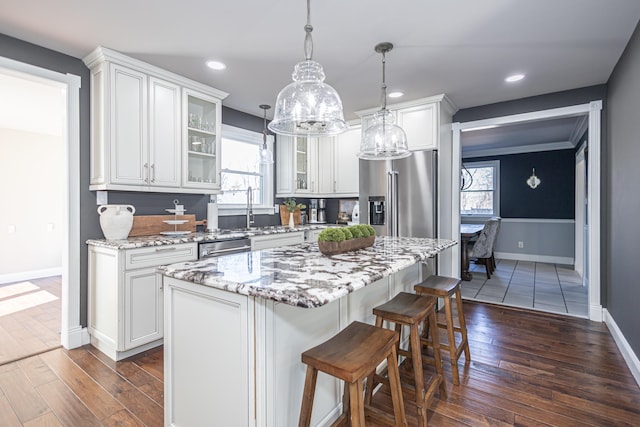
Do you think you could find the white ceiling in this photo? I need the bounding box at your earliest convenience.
[1,0,639,124]
[461,114,589,156]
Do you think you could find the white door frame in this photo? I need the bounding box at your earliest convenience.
[574,144,587,279]
[0,56,88,347]
[451,101,603,321]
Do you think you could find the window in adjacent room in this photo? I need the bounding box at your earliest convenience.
[460,160,500,217]
[218,125,274,214]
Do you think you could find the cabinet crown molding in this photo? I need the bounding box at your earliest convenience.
[83,46,229,100]
[355,93,456,118]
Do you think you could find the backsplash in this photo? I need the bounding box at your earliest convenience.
[103,192,357,230]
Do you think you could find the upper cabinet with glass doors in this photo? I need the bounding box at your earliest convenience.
[276,124,360,198]
[83,46,228,194]
[183,89,222,190]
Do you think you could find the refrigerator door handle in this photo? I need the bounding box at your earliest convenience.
[387,170,399,237]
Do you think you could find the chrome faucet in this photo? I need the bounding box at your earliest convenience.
[246,186,254,228]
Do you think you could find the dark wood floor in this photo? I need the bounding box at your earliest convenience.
[0,301,639,426]
[0,276,62,365]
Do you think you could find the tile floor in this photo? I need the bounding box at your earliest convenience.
[460,259,589,318]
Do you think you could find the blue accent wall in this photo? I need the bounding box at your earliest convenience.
[464,149,575,219]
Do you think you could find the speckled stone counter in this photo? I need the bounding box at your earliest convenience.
[158,236,456,308]
[86,224,328,249]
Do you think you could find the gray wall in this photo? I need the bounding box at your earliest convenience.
[0,34,281,327]
[0,33,96,326]
[453,85,607,122]
[606,22,640,356]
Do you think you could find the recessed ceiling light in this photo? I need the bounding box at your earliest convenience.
[388,91,404,98]
[206,60,227,71]
[505,73,525,83]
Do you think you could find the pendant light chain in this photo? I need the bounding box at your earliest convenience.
[304,0,313,61]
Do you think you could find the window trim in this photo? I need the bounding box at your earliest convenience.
[460,160,500,219]
[218,124,274,216]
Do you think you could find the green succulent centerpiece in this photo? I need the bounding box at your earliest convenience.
[317,224,376,255]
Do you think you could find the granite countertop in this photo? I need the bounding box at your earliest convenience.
[86,224,329,249]
[158,236,457,308]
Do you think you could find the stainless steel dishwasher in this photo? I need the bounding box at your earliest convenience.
[198,237,251,259]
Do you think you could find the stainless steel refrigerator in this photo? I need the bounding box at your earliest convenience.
[359,150,437,239]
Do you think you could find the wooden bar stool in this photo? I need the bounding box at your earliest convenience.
[365,292,446,427]
[414,275,470,386]
[299,321,406,427]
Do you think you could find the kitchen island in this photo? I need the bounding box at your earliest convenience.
[159,236,456,427]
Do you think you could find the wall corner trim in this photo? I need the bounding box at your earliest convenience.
[603,309,640,388]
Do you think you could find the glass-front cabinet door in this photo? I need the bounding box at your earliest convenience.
[295,137,316,193]
[183,89,221,190]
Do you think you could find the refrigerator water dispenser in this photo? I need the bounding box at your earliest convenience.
[369,196,385,225]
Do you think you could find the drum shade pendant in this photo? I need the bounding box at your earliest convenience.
[358,42,411,160]
[258,104,273,164]
[268,0,347,137]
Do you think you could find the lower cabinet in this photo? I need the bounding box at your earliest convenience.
[88,242,197,361]
[163,263,422,426]
[304,229,323,243]
[123,267,163,350]
[250,231,305,251]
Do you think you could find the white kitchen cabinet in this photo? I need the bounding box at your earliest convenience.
[396,103,438,151]
[106,64,148,186]
[84,46,227,194]
[251,232,305,251]
[162,264,424,426]
[276,128,358,198]
[356,94,453,152]
[277,136,330,195]
[333,124,361,195]
[183,89,222,189]
[164,279,253,427]
[304,228,323,242]
[123,267,163,350]
[149,77,181,187]
[88,242,197,360]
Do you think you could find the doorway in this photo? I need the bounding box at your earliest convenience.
[0,69,66,363]
[0,56,83,350]
[451,101,603,321]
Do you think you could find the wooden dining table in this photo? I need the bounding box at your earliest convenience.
[460,224,484,281]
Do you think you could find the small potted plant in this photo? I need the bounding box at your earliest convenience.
[282,198,306,227]
[317,225,376,255]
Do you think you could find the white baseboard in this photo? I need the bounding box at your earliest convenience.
[603,308,640,388]
[494,252,574,265]
[62,326,90,349]
[0,267,63,284]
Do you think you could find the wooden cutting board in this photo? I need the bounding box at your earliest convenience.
[129,214,199,237]
[279,205,302,226]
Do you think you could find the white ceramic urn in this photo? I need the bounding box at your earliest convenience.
[97,204,136,240]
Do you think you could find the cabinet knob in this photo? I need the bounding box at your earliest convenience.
[151,164,156,183]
